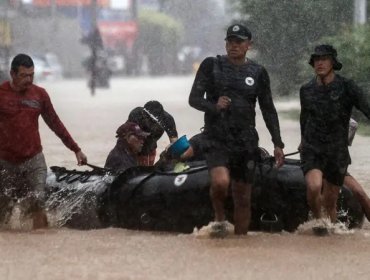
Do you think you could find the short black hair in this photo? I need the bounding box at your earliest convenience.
[144,100,164,117]
[11,54,34,73]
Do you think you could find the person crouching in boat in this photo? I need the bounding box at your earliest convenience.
[128,101,178,166]
[104,122,150,173]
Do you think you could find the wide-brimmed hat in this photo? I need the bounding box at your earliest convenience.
[225,24,252,41]
[309,44,342,71]
[116,121,150,138]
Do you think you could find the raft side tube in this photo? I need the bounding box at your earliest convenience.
[44,160,365,232]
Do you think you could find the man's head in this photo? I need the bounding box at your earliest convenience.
[224,24,252,60]
[10,54,34,92]
[309,44,342,77]
[143,100,165,124]
[116,122,150,153]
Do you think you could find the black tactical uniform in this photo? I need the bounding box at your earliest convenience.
[300,75,370,185]
[189,55,284,182]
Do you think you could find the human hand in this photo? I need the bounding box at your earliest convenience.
[216,96,231,111]
[75,150,87,166]
[169,137,178,144]
[159,149,174,162]
[297,142,302,152]
[274,147,284,168]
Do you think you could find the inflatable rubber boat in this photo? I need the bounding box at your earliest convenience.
[45,158,365,233]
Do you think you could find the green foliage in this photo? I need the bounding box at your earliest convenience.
[161,0,227,53]
[299,25,370,124]
[328,26,370,124]
[322,25,370,86]
[229,0,353,95]
[137,9,184,75]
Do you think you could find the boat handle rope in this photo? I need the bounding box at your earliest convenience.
[260,213,279,223]
[284,151,300,157]
[51,164,112,183]
[55,172,72,182]
[267,150,300,162]
[86,163,112,173]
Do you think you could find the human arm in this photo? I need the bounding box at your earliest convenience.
[41,92,87,165]
[75,150,87,165]
[179,146,195,161]
[162,112,178,142]
[257,67,285,150]
[299,86,308,148]
[348,118,358,146]
[274,147,284,168]
[188,57,219,114]
[216,96,232,111]
[347,79,370,120]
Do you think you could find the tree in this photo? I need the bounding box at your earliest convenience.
[161,0,228,55]
[229,0,353,95]
[321,25,370,123]
[137,9,184,75]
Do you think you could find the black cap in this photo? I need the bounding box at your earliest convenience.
[309,44,342,71]
[225,24,252,41]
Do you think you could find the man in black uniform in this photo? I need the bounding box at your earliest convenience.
[189,24,285,237]
[300,45,370,227]
[105,121,150,173]
[128,100,178,166]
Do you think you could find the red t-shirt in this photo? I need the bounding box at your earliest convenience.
[0,81,80,164]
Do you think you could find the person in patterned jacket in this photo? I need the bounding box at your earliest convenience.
[299,45,370,230]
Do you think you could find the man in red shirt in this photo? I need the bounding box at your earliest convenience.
[0,53,87,229]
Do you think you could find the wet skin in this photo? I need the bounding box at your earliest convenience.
[126,134,145,154]
[10,66,35,93]
[313,55,335,85]
[225,37,251,65]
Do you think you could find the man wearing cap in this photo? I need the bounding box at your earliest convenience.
[299,44,370,229]
[128,100,178,166]
[104,121,150,173]
[189,24,285,237]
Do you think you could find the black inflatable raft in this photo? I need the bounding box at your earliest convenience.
[45,158,365,233]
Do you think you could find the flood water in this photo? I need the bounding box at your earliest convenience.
[1,76,370,280]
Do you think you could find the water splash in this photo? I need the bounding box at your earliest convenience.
[45,172,114,229]
[296,218,354,236]
[45,188,98,228]
[1,203,33,231]
[192,221,234,238]
[143,107,168,130]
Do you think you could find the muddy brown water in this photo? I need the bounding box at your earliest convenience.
[1,76,369,280]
